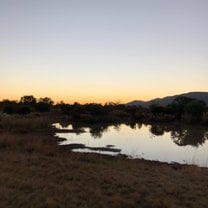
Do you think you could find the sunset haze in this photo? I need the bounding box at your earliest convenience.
[1,0,208,103]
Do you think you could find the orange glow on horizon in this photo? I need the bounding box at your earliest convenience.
[0,89,204,104]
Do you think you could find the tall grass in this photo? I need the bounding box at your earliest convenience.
[0,114,52,132]
[0,132,58,156]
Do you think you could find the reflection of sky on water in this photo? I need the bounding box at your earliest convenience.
[55,124,208,167]
[52,123,73,130]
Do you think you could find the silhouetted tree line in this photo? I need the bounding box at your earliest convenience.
[0,96,54,115]
[0,95,207,124]
[149,97,207,123]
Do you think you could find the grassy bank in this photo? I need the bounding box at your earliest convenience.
[0,114,208,207]
[0,131,208,208]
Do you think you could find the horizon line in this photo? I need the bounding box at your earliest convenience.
[1,91,207,105]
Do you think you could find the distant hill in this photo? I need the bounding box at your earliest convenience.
[127,92,208,107]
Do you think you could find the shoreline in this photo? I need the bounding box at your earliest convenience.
[0,131,208,207]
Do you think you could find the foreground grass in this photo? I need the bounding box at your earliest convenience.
[0,131,208,208]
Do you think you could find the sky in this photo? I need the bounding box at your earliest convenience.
[1,0,208,104]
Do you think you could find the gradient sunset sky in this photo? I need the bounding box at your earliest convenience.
[1,0,208,103]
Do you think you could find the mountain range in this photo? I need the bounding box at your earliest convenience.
[127,92,208,107]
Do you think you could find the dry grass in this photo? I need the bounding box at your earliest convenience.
[0,131,208,208]
[0,114,54,133]
[0,133,58,156]
[0,114,208,207]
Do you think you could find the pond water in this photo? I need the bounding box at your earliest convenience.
[54,123,208,167]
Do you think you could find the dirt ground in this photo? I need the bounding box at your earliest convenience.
[0,132,208,208]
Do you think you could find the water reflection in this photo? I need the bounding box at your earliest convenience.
[65,122,208,147]
[89,125,109,139]
[149,124,208,147]
[149,125,165,136]
[55,122,208,167]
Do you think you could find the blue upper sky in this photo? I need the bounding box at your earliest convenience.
[1,0,208,103]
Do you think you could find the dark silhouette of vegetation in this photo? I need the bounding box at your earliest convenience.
[150,104,166,116]
[20,95,37,105]
[0,96,54,115]
[1,100,18,114]
[16,105,32,115]
[184,100,206,123]
[36,97,54,112]
[3,104,15,114]
[0,95,207,124]
[149,125,165,136]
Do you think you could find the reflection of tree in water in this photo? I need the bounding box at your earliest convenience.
[71,123,86,135]
[137,123,143,129]
[89,125,109,139]
[171,127,208,147]
[149,125,165,136]
[89,122,144,138]
[129,122,137,129]
[113,124,121,132]
[126,122,143,130]
[149,124,208,147]
[61,122,208,147]
[69,123,114,138]
[59,121,71,128]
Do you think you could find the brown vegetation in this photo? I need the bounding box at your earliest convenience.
[0,117,208,208]
[0,113,58,133]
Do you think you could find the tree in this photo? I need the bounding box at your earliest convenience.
[39,97,54,105]
[35,97,54,112]
[84,103,105,115]
[1,100,18,114]
[168,96,206,120]
[149,104,165,116]
[20,95,37,104]
[34,97,54,112]
[184,100,206,122]
[16,105,32,115]
[3,105,15,114]
[167,96,194,117]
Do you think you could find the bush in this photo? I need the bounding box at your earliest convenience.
[35,102,51,112]
[3,105,15,114]
[16,105,32,115]
[184,100,206,122]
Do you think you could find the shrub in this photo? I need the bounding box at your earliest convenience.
[16,105,32,115]
[3,105,15,114]
[35,102,51,112]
